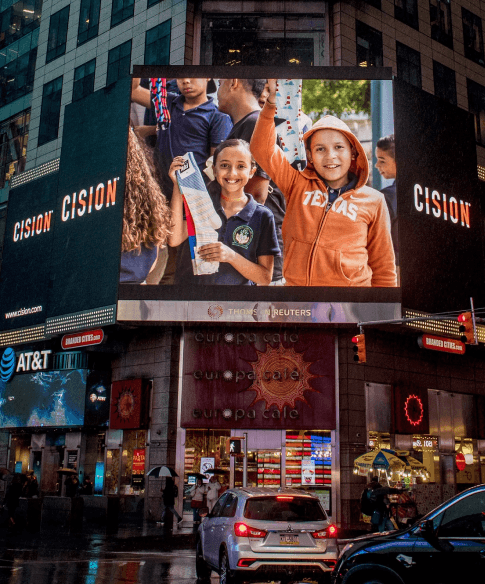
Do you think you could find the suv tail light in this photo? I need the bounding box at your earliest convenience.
[312,525,338,539]
[234,522,267,538]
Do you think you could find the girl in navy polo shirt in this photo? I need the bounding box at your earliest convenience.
[169,139,280,285]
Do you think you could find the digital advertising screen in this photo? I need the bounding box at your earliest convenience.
[0,77,132,336]
[393,79,485,314]
[0,369,87,428]
[0,173,58,331]
[117,66,401,324]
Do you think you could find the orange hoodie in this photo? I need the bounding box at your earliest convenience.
[250,103,397,287]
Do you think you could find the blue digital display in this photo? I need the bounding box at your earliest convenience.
[0,369,86,428]
[94,462,104,494]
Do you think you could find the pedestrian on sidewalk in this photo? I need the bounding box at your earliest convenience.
[161,477,183,526]
[189,478,206,524]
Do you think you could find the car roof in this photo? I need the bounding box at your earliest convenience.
[224,487,320,499]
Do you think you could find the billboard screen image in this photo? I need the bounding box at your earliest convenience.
[118,66,401,324]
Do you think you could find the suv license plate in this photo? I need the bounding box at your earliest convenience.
[280,534,299,545]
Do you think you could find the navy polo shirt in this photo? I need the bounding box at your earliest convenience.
[155,94,232,196]
[174,192,280,286]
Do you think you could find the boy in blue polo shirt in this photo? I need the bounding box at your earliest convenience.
[168,139,280,285]
[131,77,233,198]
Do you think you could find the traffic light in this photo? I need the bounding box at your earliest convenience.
[227,438,242,455]
[351,334,366,363]
[458,312,475,344]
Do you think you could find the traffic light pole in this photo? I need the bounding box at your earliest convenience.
[243,432,248,487]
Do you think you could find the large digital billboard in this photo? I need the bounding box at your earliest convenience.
[118,66,401,324]
[394,79,485,313]
[0,77,131,334]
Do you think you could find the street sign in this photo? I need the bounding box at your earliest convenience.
[418,334,465,355]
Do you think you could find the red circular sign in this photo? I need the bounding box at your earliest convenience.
[456,453,466,471]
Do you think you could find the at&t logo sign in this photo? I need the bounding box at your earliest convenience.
[0,347,52,383]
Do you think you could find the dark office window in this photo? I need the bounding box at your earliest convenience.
[0,32,37,106]
[106,40,131,86]
[38,76,63,146]
[366,0,381,8]
[395,0,419,30]
[78,0,101,46]
[0,0,42,49]
[356,20,383,67]
[147,0,163,7]
[144,19,171,65]
[430,0,453,49]
[0,111,30,189]
[467,78,485,146]
[111,0,134,28]
[46,6,69,63]
[72,59,96,102]
[200,14,322,66]
[462,8,484,66]
[433,61,456,105]
[396,41,421,88]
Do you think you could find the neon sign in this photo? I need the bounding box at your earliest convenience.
[404,394,424,426]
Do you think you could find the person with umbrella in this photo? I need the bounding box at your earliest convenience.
[206,475,221,512]
[189,477,207,524]
[161,477,183,526]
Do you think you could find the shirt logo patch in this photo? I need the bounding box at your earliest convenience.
[232,225,253,249]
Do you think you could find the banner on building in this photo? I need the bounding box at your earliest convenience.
[181,328,336,430]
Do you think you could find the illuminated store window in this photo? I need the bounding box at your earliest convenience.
[110,0,134,29]
[356,20,383,67]
[38,76,63,146]
[106,39,131,86]
[0,28,38,106]
[183,429,230,514]
[285,430,332,514]
[462,8,484,66]
[396,42,421,89]
[0,0,42,48]
[144,19,171,66]
[200,13,325,66]
[430,0,453,49]
[46,5,69,63]
[395,0,419,30]
[77,0,101,46]
[467,78,485,146]
[72,58,96,102]
[0,110,29,189]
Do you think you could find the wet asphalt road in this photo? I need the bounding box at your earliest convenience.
[0,524,203,584]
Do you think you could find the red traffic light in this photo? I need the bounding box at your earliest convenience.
[351,334,366,363]
[457,312,475,344]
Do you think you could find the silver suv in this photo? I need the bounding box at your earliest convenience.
[195,487,339,584]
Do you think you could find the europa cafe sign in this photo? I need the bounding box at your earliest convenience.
[180,329,336,430]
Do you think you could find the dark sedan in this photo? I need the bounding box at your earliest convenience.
[332,483,485,584]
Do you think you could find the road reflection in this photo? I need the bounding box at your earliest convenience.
[0,552,202,584]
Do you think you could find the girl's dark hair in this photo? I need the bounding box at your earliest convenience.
[376,134,395,159]
[212,138,256,167]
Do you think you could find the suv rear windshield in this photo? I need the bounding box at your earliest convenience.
[244,496,326,522]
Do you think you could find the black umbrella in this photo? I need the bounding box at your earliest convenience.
[190,473,207,481]
[204,468,230,476]
[57,468,78,475]
[146,465,178,478]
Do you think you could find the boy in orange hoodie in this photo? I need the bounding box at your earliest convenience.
[250,80,397,287]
